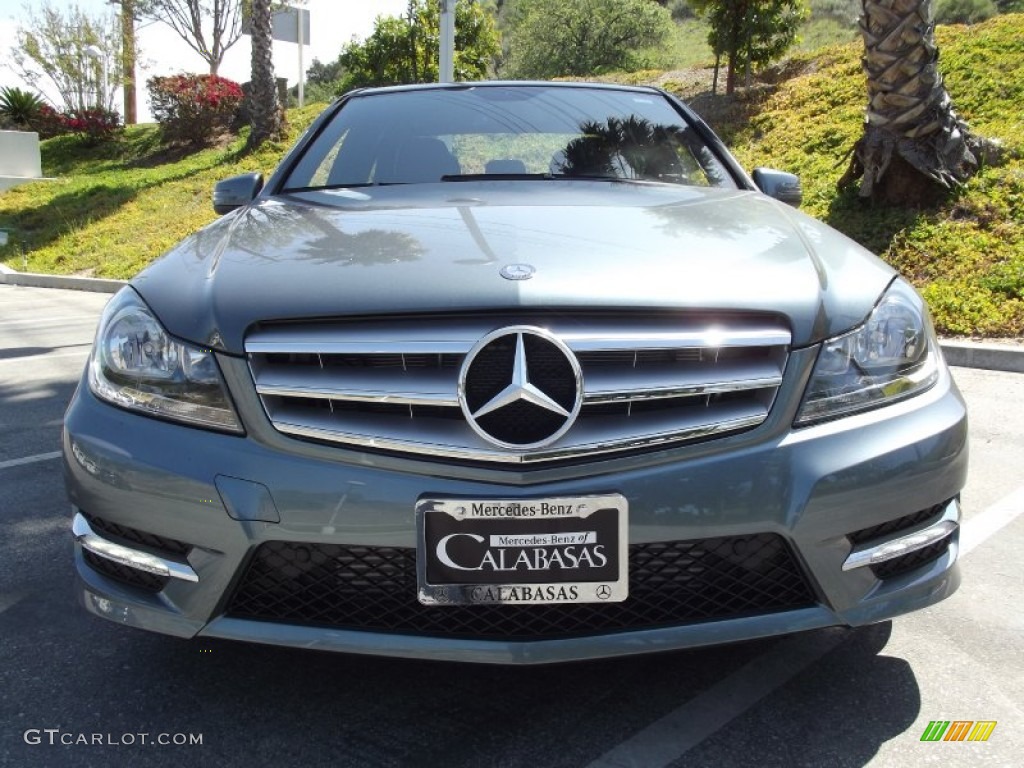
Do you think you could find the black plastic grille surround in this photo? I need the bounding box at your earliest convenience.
[79,513,192,594]
[846,501,954,580]
[225,535,816,640]
[83,513,191,557]
[847,504,944,546]
[83,550,169,593]
[871,539,951,579]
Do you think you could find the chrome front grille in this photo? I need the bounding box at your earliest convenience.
[246,313,791,464]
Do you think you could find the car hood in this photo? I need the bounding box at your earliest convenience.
[133,182,895,355]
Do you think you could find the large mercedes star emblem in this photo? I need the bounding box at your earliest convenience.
[458,326,583,449]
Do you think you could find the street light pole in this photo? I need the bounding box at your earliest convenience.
[439,0,455,83]
[85,45,108,110]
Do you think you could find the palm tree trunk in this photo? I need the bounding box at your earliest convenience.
[840,0,995,204]
[247,0,283,150]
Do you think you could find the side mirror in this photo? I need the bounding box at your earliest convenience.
[752,168,802,208]
[213,172,264,215]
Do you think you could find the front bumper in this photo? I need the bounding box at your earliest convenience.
[64,350,968,664]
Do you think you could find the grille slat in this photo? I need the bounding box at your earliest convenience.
[226,535,815,640]
[247,314,790,464]
[255,366,459,406]
[269,400,768,463]
[583,359,783,403]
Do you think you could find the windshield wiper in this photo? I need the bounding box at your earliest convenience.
[548,173,647,184]
[440,173,551,182]
[281,182,407,193]
[440,172,651,184]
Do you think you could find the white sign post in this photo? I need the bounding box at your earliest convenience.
[297,8,304,107]
[0,131,49,194]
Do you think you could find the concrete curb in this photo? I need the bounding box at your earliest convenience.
[2,265,1023,373]
[940,341,1024,374]
[0,265,125,293]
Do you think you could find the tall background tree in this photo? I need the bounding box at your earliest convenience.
[502,0,674,79]
[690,0,808,95]
[337,0,500,92]
[138,0,244,76]
[247,0,282,148]
[117,0,139,124]
[839,0,998,204]
[11,1,123,113]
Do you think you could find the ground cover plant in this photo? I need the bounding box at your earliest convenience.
[717,16,1024,336]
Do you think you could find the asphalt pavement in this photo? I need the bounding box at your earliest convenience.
[1,283,1022,768]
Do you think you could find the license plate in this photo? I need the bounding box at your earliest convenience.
[416,494,628,606]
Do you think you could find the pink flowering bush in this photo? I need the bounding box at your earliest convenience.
[148,74,244,145]
[63,107,121,143]
[31,104,69,139]
[29,104,120,143]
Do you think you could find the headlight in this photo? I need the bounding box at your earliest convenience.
[88,288,243,433]
[795,279,940,425]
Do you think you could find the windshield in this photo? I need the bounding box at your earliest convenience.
[282,85,736,191]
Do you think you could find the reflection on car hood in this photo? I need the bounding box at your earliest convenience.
[133,182,895,355]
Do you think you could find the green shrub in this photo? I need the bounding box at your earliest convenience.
[148,74,244,145]
[934,0,998,24]
[0,86,44,129]
[668,0,696,21]
[286,80,340,107]
[808,0,859,22]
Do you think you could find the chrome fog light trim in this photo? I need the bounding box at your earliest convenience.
[842,499,960,572]
[72,513,199,583]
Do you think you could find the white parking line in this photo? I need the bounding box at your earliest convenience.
[0,349,91,365]
[587,629,849,768]
[959,485,1024,556]
[0,451,62,470]
[0,315,99,327]
[586,485,1024,768]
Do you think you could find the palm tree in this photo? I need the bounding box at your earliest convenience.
[247,0,283,149]
[840,0,998,204]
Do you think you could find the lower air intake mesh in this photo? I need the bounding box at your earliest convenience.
[226,534,815,640]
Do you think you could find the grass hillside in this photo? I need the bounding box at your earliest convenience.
[1,15,1022,336]
[0,103,326,279]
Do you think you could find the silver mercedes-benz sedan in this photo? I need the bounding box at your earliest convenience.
[64,82,966,664]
